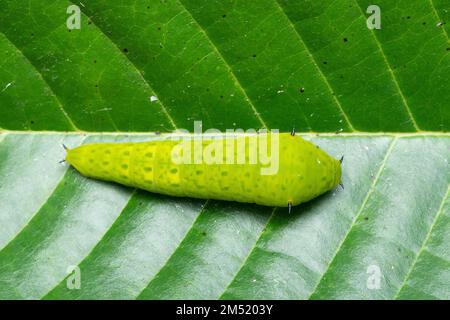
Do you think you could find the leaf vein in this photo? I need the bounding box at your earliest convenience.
[0,31,80,132]
[69,1,178,130]
[428,0,450,42]
[275,0,356,131]
[394,185,450,299]
[176,0,268,129]
[218,207,278,299]
[41,188,139,299]
[135,200,210,299]
[308,136,397,299]
[353,0,421,131]
[1,130,449,137]
[0,134,88,254]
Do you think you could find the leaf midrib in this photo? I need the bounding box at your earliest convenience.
[1,130,449,137]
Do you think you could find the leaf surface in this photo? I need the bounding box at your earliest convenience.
[0,0,449,299]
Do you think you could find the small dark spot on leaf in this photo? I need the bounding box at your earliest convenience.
[323,61,327,65]
[93,60,97,64]
[201,231,207,236]
[222,14,227,18]
[220,95,224,99]
[299,87,305,93]
[422,22,427,25]
[30,120,35,124]
[407,16,411,19]
[446,47,450,51]
[252,54,257,58]
[157,27,161,31]
[364,217,369,221]
[123,48,129,53]
[343,37,348,42]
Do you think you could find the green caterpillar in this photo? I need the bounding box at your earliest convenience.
[65,132,341,210]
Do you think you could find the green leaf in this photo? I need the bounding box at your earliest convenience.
[0,0,449,300]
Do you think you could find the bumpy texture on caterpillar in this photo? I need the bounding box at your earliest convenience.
[65,133,341,208]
